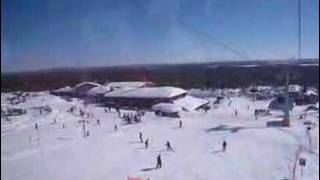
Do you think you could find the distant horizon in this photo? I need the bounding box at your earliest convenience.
[2,57,318,74]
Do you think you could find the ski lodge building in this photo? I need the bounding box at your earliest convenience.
[104,86,187,108]
[51,81,208,111]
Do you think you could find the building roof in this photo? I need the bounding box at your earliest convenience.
[74,82,101,88]
[104,86,187,99]
[52,86,73,93]
[152,103,182,113]
[107,81,152,89]
[174,95,209,111]
[87,86,111,95]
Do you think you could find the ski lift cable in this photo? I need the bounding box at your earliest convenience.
[177,16,250,60]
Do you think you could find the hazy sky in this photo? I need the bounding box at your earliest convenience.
[1,0,319,72]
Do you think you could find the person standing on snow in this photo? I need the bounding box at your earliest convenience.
[166,141,173,151]
[145,139,149,148]
[35,123,38,130]
[114,124,118,131]
[97,119,100,126]
[222,140,227,152]
[139,132,143,143]
[179,120,183,128]
[155,154,162,169]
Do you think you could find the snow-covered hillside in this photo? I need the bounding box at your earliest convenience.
[1,92,319,180]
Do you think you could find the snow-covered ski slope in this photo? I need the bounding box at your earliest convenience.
[1,92,319,180]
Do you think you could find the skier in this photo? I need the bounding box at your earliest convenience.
[35,123,38,130]
[145,139,149,148]
[166,141,173,151]
[116,107,120,116]
[139,132,143,143]
[155,154,162,169]
[179,120,183,128]
[62,124,65,129]
[114,124,118,131]
[222,140,227,152]
[97,119,100,126]
[235,110,238,116]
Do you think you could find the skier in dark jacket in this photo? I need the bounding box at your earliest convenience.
[139,132,143,143]
[145,139,149,148]
[179,120,182,128]
[35,123,38,130]
[166,141,173,151]
[97,119,100,126]
[155,154,162,169]
[222,140,227,152]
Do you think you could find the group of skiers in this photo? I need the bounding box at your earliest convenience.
[153,138,227,169]
[137,131,194,169]
[32,102,231,172]
[122,113,143,124]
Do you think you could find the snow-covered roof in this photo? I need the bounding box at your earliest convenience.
[104,86,187,99]
[174,95,208,111]
[107,81,152,89]
[152,103,182,113]
[52,86,73,93]
[87,86,111,95]
[74,82,101,88]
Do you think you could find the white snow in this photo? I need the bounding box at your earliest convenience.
[1,92,319,180]
[305,90,318,96]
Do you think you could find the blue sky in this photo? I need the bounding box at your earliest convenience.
[1,0,319,72]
